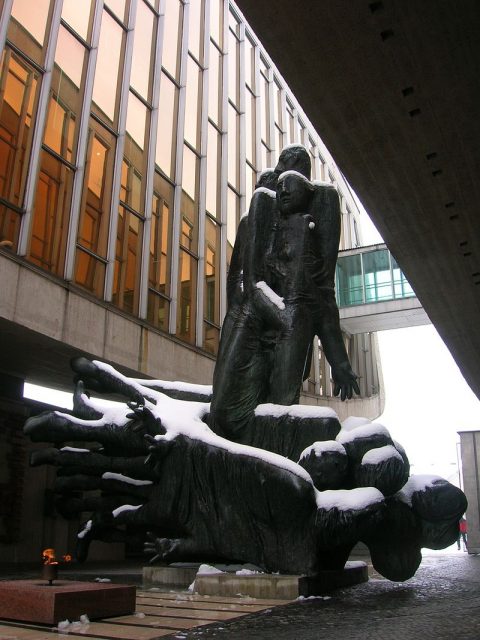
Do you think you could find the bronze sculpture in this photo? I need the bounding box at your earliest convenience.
[23,144,467,581]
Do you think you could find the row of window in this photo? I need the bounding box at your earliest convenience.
[0,0,363,359]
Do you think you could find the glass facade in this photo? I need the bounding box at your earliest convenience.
[336,248,414,307]
[0,0,377,399]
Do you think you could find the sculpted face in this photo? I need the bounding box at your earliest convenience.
[276,174,313,214]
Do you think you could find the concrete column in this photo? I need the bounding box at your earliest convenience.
[459,430,480,553]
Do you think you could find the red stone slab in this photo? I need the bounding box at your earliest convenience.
[0,580,136,624]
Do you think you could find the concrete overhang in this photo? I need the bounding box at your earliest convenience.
[340,297,431,335]
[236,0,480,398]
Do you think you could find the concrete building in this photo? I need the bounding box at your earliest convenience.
[0,0,384,563]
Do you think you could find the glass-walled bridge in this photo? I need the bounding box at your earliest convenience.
[335,244,430,334]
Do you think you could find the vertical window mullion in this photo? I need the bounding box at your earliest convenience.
[64,0,104,281]
[168,0,189,334]
[0,0,14,54]
[138,7,165,319]
[104,0,137,301]
[279,84,287,155]
[218,0,229,322]
[17,0,63,256]
[253,43,261,178]
[266,66,274,165]
[195,0,210,347]
[238,20,246,217]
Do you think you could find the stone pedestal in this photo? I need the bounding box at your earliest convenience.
[143,561,368,600]
[0,580,136,624]
[143,564,198,588]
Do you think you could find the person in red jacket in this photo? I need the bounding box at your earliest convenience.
[458,517,467,550]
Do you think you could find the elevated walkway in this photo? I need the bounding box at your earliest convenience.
[336,244,431,334]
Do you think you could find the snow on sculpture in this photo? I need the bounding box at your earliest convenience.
[24,144,467,582]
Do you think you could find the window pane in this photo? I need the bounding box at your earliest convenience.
[363,249,392,302]
[131,0,155,100]
[336,254,363,306]
[208,43,221,126]
[245,162,255,206]
[177,249,197,344]
[0,49,39,208]
[228,104,239,188]
[0,204,21,250]
[206,124,219,217]
[228,29,239,107]
[245,89,255,166]
[112,206,143,314]
[286,102,295,144]
[180,145,199,252]
[29,150,74,275]
[105,0,127,23]
[260,141,268,171]
[162,0,182,81]
[8,0,51,65]
[147,290,169,331]
[155,73,178,178]
[188,0,203,62]
[391,255,414,299]
[273,81,282,127]
[62,0,93,41]
[245,36,255,90]
[123,92,148,212]
[209,0,222,48]
[227,186,238,252]
[204,216,220,326]
[44,26,87,162]
[204,322,219,355]
[74,248,106,298]
[259,67,270,146]
[92,10,124,126]
[149,172,173,296]
[77,121,115,259]
[228,10,240,37]
[184,56,202,151]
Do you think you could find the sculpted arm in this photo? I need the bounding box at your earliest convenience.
[310,186,359,400]
[243,191,286,328]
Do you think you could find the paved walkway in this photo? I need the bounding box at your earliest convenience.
[1,551,479,640]
[173,551,480,640]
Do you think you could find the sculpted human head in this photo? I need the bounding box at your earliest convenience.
[275,145,311,180]
[255,169,277,190]
[276,171,314,215]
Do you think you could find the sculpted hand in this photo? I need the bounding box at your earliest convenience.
[332,361,360,401]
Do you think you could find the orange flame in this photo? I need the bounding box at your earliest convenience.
[42,549,72,565]
[42,548,57,565]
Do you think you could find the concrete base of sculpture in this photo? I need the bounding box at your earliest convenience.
[143,564,199,589]
[143,562,368,600]
[195,564,368,599]
[0,580,136,624]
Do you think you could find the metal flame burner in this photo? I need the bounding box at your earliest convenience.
[42,563,58,585]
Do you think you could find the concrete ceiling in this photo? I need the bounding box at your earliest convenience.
[236,0,480,399]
